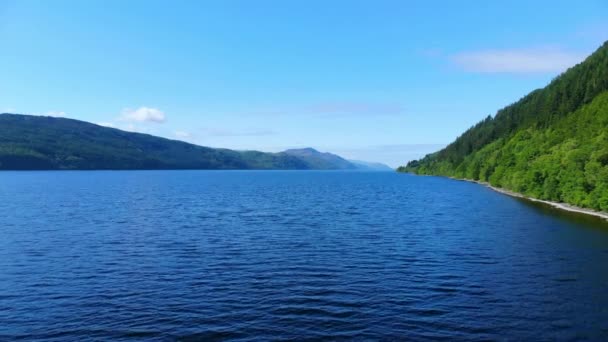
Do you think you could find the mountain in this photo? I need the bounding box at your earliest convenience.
[348,160,393,171]
[282,148,358,170]
[401,41,608,212]
[0,114,353,170]
[282,148,392,171]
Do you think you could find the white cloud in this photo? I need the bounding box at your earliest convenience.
[451,48,587,73]
[201,127,277,137]
[174,130,191,138]
[0,108,69,117]
[123,124,137,132]
[418,48,444,58]
[0,109,68,117]
[44,111,67,117]
[573,23,608,44]
[251,102,405,117]
[96,122,115,127]
[305,102,404,116]
[120,123,153,133]
[120,106,166,123]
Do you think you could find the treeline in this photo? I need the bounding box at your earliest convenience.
[402,41,608,211]
[0,114,352,170]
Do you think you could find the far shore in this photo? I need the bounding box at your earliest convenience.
[447,177,608,221]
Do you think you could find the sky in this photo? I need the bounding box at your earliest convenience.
[1,0,607,167]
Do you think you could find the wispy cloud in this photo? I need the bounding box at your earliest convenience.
[120,106,166,123]
[201,128,277,137]
[346,143,447,152]
[417,48,444,58]
[450,47,587,73]
[120,123,154,134]
[174,130,191,139]
[1,108,69,117]
[96,122,115,128]
[304,102,404,117]
[250,101,405,118]
[43,110,67,117]
[573,22,608,44]
[92,107,166,133]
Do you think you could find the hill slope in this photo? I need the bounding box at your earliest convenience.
[283,148,357,170]
[0,114,360,170]
[348,160,393,171]
[401,41,608,212]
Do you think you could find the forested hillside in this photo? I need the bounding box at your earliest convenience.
[283,148,357,170]
[0,114,362,170]
[401,41,608,211]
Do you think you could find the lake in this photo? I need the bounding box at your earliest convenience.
[1,171,608,341]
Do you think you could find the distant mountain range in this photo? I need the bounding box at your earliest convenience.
[282,148,357,170]
[348,160,394,171]
[0,114,392,171]
[282,148,393,171]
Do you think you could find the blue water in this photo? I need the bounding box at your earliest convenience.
[1,171,608,341]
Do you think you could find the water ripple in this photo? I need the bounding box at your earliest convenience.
[1,171,608,340]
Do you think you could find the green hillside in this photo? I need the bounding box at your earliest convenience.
[0,114,359,170]
[283,148,357,170]
[401,41,608,212]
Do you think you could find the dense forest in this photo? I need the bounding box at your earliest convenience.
[0,114,374,170]
[401,41,608,212]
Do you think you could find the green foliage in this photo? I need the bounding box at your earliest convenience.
[401,41,608,212]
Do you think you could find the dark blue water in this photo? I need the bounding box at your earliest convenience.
[1,171,608,341]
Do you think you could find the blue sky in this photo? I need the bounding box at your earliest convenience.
[1,0,607,166]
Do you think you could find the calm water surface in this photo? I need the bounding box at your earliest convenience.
[1,171,608,341]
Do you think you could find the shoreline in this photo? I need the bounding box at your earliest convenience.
[449,177,608,221]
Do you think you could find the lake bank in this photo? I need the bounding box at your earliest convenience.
[448,176,608,221]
